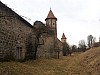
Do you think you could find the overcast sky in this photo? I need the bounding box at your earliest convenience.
[1,0,100,46]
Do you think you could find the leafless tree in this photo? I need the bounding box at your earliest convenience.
[62,42,70,56]
[87,35,93,48]
[33,21,47,60]
[71,45,77,52]
[78,40,86,52]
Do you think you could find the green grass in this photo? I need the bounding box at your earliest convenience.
[0,47,100,75]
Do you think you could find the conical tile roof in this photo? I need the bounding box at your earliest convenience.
[45,9,57,20]
[61,33,67,39]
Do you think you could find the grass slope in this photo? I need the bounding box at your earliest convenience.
[0,47,100,75]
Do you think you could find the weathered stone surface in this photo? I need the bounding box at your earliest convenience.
[0,1,36,60]
[0,1,63,60]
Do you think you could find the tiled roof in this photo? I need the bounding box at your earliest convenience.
[45,9,57,20]
[61,33,67,39]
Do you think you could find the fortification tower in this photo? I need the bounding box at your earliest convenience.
[45,9,57,37]
[45,9,57,48]
[61,33,67,43]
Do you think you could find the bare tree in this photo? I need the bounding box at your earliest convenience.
[87,35,93,48]
[78,40,86,52]
[62,42,70,56]
[33,22,47,60]
[93,37,96,46]
[71,45,77,52]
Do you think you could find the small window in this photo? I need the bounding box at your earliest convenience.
[53,23,55,25]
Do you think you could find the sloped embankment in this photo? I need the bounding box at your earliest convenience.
[75,47,100,75]
[0,47,100,75]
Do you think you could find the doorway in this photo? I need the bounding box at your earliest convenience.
[16,47,22,59]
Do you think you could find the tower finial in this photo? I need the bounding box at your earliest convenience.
[45,8,57,21]
[50,8,51,10]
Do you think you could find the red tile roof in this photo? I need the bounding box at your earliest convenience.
[61,33,67,39]
[45,9,57,20]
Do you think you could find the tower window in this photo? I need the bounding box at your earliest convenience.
[53,23,55,25]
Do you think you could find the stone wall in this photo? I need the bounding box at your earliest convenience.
[0,1,36,60]
[0,1,63,60]
[36,27,63,58]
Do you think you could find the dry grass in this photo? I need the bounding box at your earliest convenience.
[0,47,100,75]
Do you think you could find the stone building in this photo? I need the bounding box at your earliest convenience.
[61,33,67,43]
[0,1,37,60]
[93,37,100,47]
[35,10,62,58]
[61,33,69,56]
[0,1,63,60]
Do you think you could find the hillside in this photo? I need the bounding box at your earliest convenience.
[0,47,100,75]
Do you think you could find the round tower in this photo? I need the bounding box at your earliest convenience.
[45,9,57,37]
[61,33,67,43]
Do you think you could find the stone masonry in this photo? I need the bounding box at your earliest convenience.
[0,1,36,60]
[0,1,63,60]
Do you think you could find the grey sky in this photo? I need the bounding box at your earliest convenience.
[1,0,100,45]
